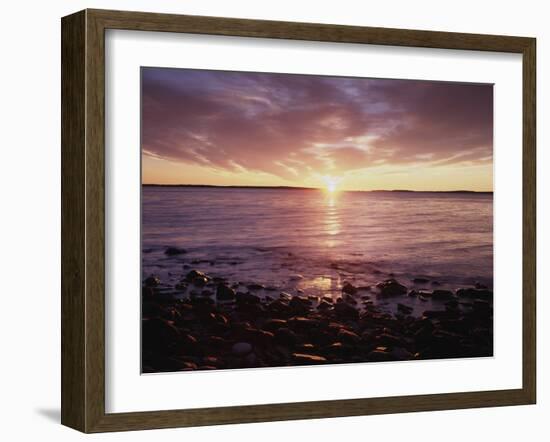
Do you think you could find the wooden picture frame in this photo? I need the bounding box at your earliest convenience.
[61,8,536,433]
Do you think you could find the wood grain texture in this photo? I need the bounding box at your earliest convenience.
[61,10,86,431]
[60,8,537,433]
[522,38,536,403]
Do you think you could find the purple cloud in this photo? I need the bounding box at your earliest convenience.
[141,68,493,181]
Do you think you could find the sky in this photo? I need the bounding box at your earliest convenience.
[141,68,493,191]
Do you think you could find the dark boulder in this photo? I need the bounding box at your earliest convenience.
[456,288,493,300]
[216,284,236,301]
[144,275,160,287]
[142,318,180,354]
[337,328,360,344]
[334,301,359,320]
[288,296,311,315]
[235,291,261,304]
[191,276,208,287]
[431,289,455,300]
[247,283,265,291]
[397,303,413,314]
[231,342,253,356]
[262,318,288,331]
[377,279,408,296]
[274,327,298,346]
[342,282,357,295]
[185,269,208,281]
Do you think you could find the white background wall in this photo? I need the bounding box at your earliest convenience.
[0,0,546,440]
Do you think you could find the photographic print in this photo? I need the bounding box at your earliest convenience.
[141,67,494,373]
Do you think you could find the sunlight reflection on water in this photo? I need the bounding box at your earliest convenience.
[324,194,341,246]
[142,187,493,297]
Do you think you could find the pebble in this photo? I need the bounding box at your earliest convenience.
[231,342,253,356]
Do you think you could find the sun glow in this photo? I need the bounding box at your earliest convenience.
[323,176,340,194]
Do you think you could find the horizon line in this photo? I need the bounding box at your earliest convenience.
[142,183,493,193]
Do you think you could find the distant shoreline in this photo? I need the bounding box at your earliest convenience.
[142,183,493,194]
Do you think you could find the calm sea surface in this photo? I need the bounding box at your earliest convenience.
[142,187,493,315]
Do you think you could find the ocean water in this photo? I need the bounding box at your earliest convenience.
[142,187,493,315]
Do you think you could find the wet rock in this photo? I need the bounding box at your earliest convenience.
[204,335,229,349]
[376,333,402,347]
[247,283,265,291]
[236,301,265,316]
[185,270,207,281]
[342,282,357,295]
[472,299,492,317]
[423,309,457,320]
[144,275,160,288]
[342,293,357,305]
[431,281,441,286]
[397,303,413,314]
[456,288,493,300]
[377,279,408,296]
[180,333,198,349]
[216,284,236,301]
[318,300,333,311]
[142,300,162,318]
[164,247,187,256]
[280,292,293,300]
[231,342,253,356]
[289,296,311,315]
[334,301,359,320]
[475,282,489,290]
[201,289,213,297]
[180,361,198,370]
[262,318,288,331]
[174,281,187,290]
[142,318,180,353]
[242,327,274,344]
[366,349,392,362]
[236,291,261,304]
[445,300,459,312]
[244,352,258,366]
[292,353,327,364]
[288,316,320,331]
[192,276,208,287]
[267,299,291,315]
[337,328,360,344]
[390,347,413,360]
[274,327,298,346]
[326,342,346,356]
[431,289,455,300]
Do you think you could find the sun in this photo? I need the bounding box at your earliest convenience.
[323,176,339,194]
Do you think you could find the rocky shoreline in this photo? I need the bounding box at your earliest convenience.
[142,268,493,373]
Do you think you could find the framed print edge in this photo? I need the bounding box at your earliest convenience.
[61,8,536,433]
